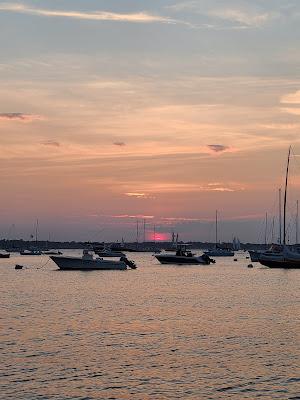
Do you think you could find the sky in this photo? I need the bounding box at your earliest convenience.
[0,0,300,243]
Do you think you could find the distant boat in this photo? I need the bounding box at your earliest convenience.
[95,248,125,257]
[204,211,235,257]
[156,243,214,265]
[20,249,42,255]
[43,250,63,255]
[50,250,136,270]
[0,252,10,258]
[204,248,234,257]
[232,237,241,251]
[258,147,300,269]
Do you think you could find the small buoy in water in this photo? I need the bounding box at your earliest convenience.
[234,258,238,261]
[15,264,23,270]
[247,264,254,268]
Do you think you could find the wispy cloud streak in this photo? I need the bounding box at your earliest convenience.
[0,113,42,122]
[0,3,174,23]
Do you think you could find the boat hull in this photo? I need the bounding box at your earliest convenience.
[259,258,300,269]
[50,256,127,270]
[155,255,208,265]
[258,246,300,269]
[0,253,10,258]
[249,250,262,262]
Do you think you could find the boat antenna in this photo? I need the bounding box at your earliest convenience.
[283,146,291,245]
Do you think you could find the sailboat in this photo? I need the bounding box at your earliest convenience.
[204,211,234,257]
[20,219,42,255]
[259,147,300,269]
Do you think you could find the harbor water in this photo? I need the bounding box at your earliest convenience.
[1,251,299,399]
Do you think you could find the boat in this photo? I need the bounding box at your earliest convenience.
[155,244,214,265]
[204,247,234,257]
[95,248,125,257]
[20,249,42,255]
[0,252,10,258]
[248,250,264,262]
[204,211,235,257]
[258,147,300,269]
[43,250,63,255]
[50,250,136,270]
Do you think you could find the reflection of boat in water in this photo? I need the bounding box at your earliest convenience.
[258,147,300,269]
[156,244,214,265]
[0,252,10,258]
[20,249,42,255]
[50,250,136,270]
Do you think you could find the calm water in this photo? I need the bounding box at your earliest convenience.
[1,250,299,400]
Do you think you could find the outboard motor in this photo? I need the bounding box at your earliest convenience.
[202,254,215,265]
[120,257,137,269]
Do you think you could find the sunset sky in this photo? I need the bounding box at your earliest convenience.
[0,0,300,243]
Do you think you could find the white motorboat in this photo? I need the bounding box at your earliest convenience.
[50,250,136,270]
[20,249,42,255]
[156,244,214,265]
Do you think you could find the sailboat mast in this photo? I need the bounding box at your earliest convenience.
[264,212,268,246]
[283,146,291,245]
[279,188,282,244]
[296,200,299,244]
[35,219,39,244]
[271,217,275,243]
[215,210,218,248]
[136,220,139,244]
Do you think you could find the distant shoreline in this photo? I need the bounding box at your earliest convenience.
[0,239,284,251]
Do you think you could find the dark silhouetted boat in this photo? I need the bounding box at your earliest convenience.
[258,147,300,269]
[0,252,10,258]
[156,244,214,265]
[204,211,235,257]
